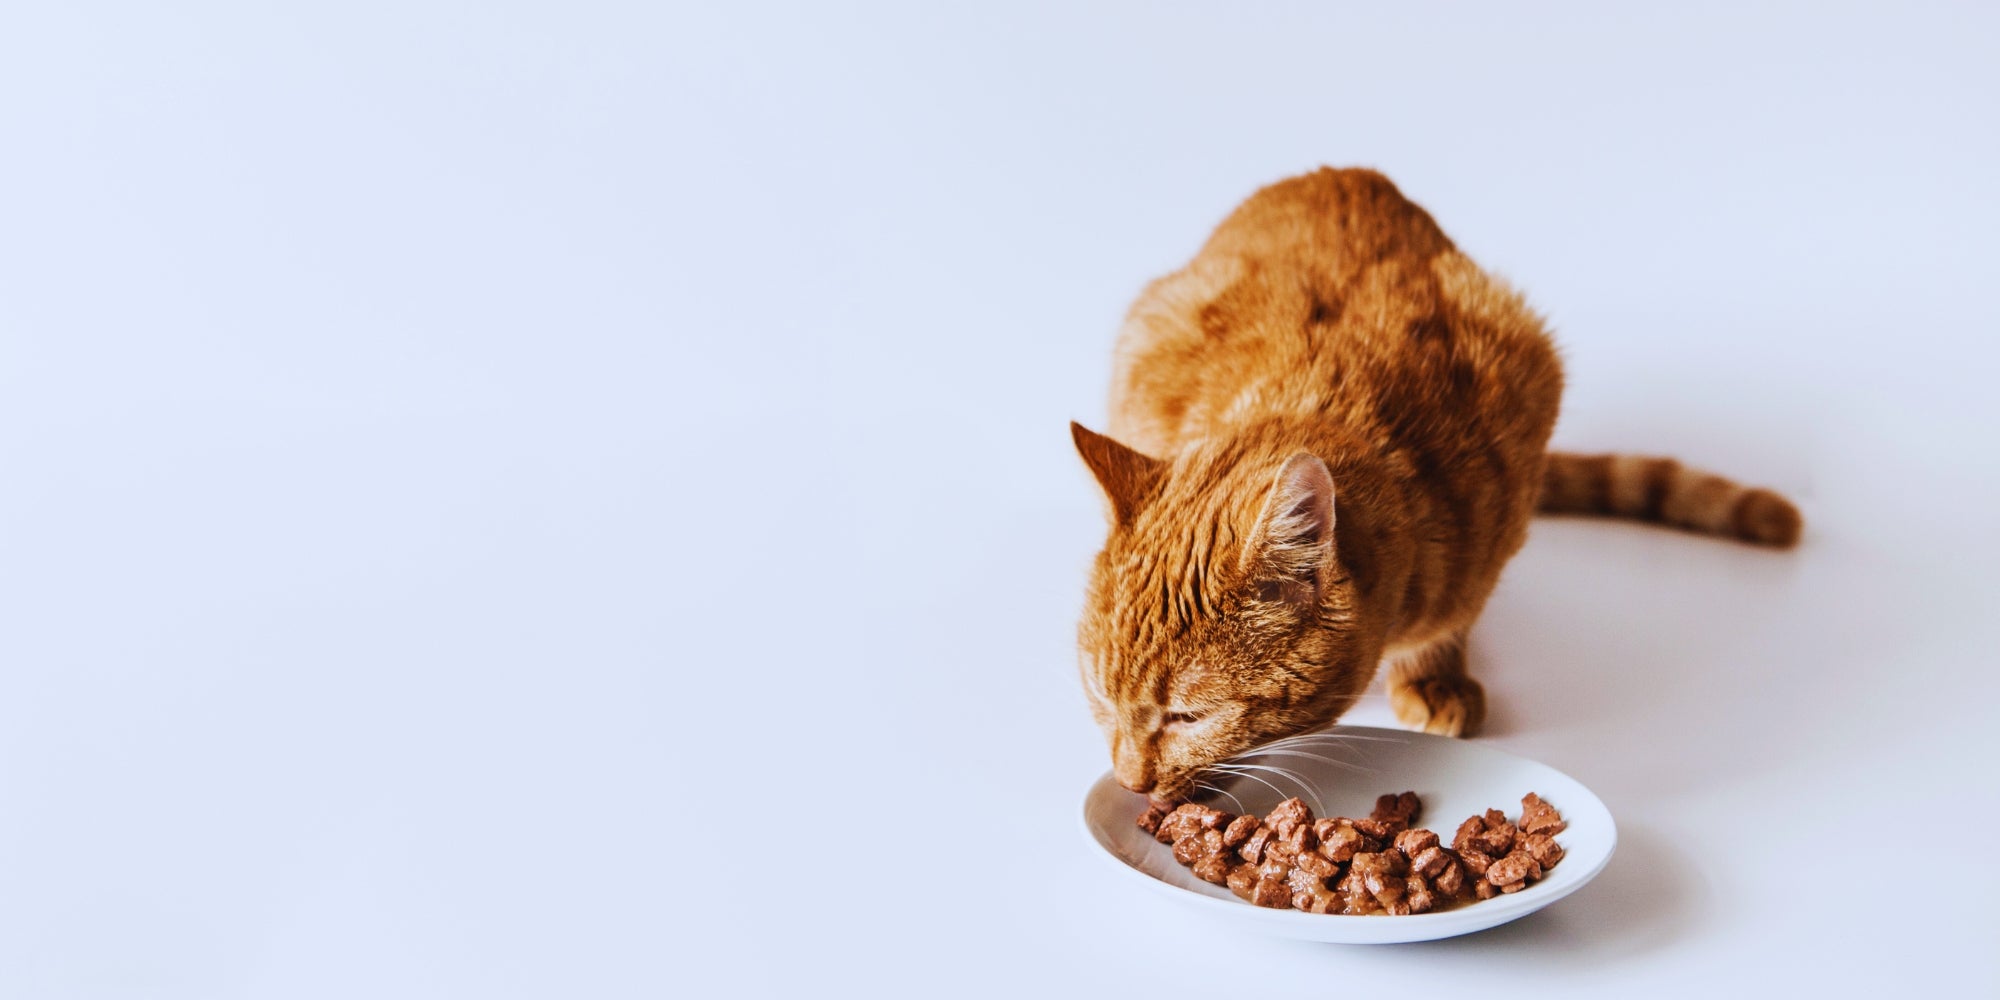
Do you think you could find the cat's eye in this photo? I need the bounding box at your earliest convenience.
[1163,710,1205,726]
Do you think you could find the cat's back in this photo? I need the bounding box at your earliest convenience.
[1108,168,1559,459]
[1196,166,1456,281]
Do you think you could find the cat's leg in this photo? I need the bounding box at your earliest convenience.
[1386,628,1486,737]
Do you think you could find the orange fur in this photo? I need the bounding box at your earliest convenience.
[1073,168,1800,798]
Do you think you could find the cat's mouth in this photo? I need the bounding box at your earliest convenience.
[1149,774,1198,803]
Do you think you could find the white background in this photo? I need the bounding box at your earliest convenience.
[3,2,1996,996]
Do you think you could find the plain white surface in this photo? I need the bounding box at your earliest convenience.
[1082,728,1619,943]
[2,2,1997,997]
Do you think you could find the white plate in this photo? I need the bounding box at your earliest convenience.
[1080,726,1616,943]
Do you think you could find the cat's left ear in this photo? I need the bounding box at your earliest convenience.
[1071,422,1164,527]
[1244,453,1337,605]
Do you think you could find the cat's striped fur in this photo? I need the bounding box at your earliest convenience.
[1074,168,1799,800]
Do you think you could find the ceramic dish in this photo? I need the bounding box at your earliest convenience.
[1081,726,1616,943]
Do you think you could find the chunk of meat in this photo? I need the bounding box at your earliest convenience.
[1278,820,1318,858]
[1192,850,1234,885]
[1405,875,1436,914]
[1486,849,1544,888]
[1291,849,1340,880]
[1316,820,1368,863]
[1349,852,1412,915]
[1432,852,1468,898]
[1394,828,1440,858]
[1265,797,1313,837]
[1520,793,1568,836]
[1256,852,1292,884]
[1408,844,1451,879]
[1373,791,1422,827]
[1222,814,1260,849]
[1352,816,1402,840]
[1249,874,1293,908]
[1288,864,1343,913]
[1523,832,1565,869]
[1172,829,1225,866]
[1158,803,1233,845]
[1226,863,1259,898]
[1239,826,1276,865]
[1457,848,1495,877]
[1453,810,1517,857]
[1453,816,1487,853]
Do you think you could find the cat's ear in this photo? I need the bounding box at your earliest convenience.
[1071,422,1164,527]
[1244,453,1337,605]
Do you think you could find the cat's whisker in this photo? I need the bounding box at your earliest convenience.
[1260,730,1401,747]
[1190,781,1246,813]
[1207,762,1324,815]
[1236,747,1372,774]
[1198,765,1296,811]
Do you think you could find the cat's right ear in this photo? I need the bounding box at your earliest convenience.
[1243,453,1337,607]
[1071,422,1164,528]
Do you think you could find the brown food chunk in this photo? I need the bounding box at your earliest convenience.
[1486,849,1544,888]
[1474,879,1500,900]
[1523,832,1565,869]
[1458,848,1495,876]
[1409,844,1450,879]
[1227,863,1259,898]
[1279,820,1318,857]
[1350,852,1411,915]
[1287,863,1344,914]
[1394,828,1440,858]
[1137,801,1173,835]
[1193,850,1234,885]
[1293,886,1343,914]
[1250,875,1293,908]
[1432,853,1468,898]
[1373,791,1422,826]
[1266,797,1313,837]
[1264,838,1301,868]
[1292,849,1340,880]
[1336,867,1381,915]
[1452,810,1516,857]
[1405,875,1436,914]
[1256,852,1292,883]
[1317,820,1368,863]
[1452,816,1487,853]
[1171,829,1222,866]
[1222,814,1260,848]
[1162,803,1231,839]
[1520,793,1568,836]
[1352,816,1402,840]
[1239,826,1276,865]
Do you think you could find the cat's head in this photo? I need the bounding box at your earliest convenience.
[1071,422,1370,801]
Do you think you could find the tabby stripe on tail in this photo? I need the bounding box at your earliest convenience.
[1537,452,1802,548]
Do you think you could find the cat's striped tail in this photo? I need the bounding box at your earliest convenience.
[1537,452,1803,548]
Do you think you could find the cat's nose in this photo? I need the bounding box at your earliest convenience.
[1112,735,1156,792]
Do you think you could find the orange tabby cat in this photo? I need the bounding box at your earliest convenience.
[1074,167,1799,799]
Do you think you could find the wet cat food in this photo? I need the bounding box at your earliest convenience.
[1137,791,1567,915]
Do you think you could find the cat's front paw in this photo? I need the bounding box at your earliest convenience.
[1389,674,1486,737]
